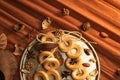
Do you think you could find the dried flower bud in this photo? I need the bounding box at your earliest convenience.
[62,8,70,16]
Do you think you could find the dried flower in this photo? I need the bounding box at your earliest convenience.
[61,71,70,78]
[70,58,78,65]
[62,8,70,16]
[27,49,35,59]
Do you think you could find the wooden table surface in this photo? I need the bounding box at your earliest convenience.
[0,0,120,80]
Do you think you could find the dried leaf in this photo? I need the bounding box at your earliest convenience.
[13,44,24,56]
[21,69,30,74]
[35,42,58,51]
[89,69,98,76]
[0,33,7,50]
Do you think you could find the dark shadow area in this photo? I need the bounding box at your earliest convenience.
[0,70,5,80]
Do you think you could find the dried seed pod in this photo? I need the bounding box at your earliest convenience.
[21,69,30,74]
[62,8,70,16]
[13,23,25,32]
[35,43,58,51]
[89,58,96,63]
[42,17,52,29]
[0,33,7,50]
[81,22,91,31]
[82,63,90,67]
[99,32,109,38]
[84,49,92,55]
[116,68,120,76]
[89,69,98,76]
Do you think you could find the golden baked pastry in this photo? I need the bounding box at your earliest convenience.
[72,67,88,80]
[58,37,73,52]
[67,44,82,58]
[43,58,60,70]
[38,51,54,63]
[41,32,56,42]
[65,58,82,70]
[34,71,49,80]
[47,69,61,80]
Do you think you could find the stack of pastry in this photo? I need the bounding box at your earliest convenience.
[34,30,91,80]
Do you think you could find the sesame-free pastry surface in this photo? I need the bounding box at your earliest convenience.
[0,0,120,80]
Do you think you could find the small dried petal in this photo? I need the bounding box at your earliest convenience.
[89,58,96,63]
[21,69,30,74]
[89,69,98,76]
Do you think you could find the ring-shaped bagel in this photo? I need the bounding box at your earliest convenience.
[38,51,54,63]
[72,67,88,80]
[65,58,82,70]
[67,44,82,58]
[34,71,49,80]
[47,69,61,80]
[43,58,60,70]
[41,32,56,42]
[58,37,73,52]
